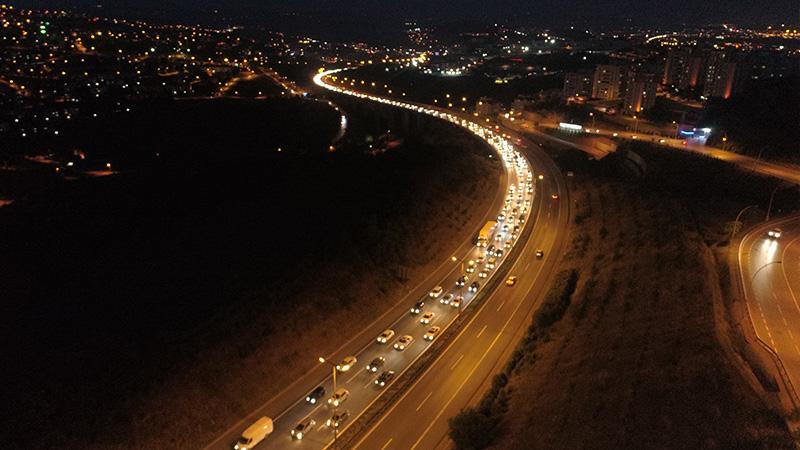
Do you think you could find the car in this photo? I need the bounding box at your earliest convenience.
[424,325,441,341]
[478,269,489,279]
[328,387,349,407]
[469,281,480,293]
[306,386,325,404]
[291,417,316,440]
[551,193,559,200]
[420,312,435,324]
[376,329,395,344]
[504,240,512,249]
[326,410,350,428]
[486,257,497,270]
[502,224,510,233]
[336,356,357,372]
[466,260,476,273]
[451,296,462,308]
[394,335,414,351]
[498,213,506,221]
[495,249,504,258]
[506,276,517,286]
[456,275,467,287]
[235,417,273,450]
[475,252,486,262]
[486,244,496,256]
[366,356,386,373]
[518,214,526,224]
[410,301,425,314]
[495,233,503,241]
[514,225,520,233]
[440,293,454,305]
[429,286,444,298]
[374,370,396,387]
[768,228,782,239]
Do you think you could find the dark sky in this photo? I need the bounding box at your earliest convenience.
[16,0,800,34]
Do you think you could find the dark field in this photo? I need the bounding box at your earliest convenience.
[0,96,500,448]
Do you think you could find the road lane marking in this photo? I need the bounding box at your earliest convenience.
[450,354,464,370]
[345,370,361,384]
[476,325,488,338]
[416,391,434,412]
[496,300,505,312]
[380,438,393,450]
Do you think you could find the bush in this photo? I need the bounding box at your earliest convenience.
[449,408,499,450]
[533,269,579,329]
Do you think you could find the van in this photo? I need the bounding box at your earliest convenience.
[234,417,273,450]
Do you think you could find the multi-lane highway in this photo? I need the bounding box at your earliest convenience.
[204,68,567,450]
[739,215,800,404]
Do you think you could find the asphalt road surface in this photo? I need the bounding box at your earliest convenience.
[204,69,566,450]
[739,215,800,402]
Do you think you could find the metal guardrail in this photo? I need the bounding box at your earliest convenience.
[326,168,541,450]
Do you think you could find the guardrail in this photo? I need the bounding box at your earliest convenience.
[326,165,539,450]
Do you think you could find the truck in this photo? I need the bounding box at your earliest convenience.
[234,417,273,450]
[477,220,497,247]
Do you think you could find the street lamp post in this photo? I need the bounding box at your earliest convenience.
[318,356,338,443]
[766,184,782,221]
[451,255,466,314]
[730,204,757,242]
[589,112,595,129]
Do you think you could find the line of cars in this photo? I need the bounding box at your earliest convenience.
[229,69,536,450]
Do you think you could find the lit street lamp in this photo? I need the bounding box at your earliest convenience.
[318,356,338,442]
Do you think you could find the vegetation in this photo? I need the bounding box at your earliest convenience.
[450,141,796,449]
[449,270,579,449]
[703,76,800,164]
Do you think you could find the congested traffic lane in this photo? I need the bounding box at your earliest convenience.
[205,68,538,450]
[351,119,568,450]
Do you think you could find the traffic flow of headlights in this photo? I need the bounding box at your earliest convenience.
[229,68,541,450]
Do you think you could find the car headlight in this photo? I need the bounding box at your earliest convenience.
[297,432,303,439]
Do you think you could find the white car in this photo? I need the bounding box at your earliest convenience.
[336,356,357,372]
[486,257,496,269]
[394,335,414,351]
[429,286,444,298]
[424,326,441,341]
[420,312,435,324]
[328,387,349,407]
[377,328,395,343]
[451,296,462,308]
[440,293,454,305]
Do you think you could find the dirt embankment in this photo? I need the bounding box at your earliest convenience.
[477,145,795,449]
[1,101,501,449]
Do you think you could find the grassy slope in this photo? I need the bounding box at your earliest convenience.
[488,145,794,449]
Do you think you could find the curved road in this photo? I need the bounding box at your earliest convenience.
[739,215,800,404]
[204,69,566,450]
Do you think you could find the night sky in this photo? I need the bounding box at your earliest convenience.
[14,0,800,42]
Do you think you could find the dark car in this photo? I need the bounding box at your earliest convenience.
[366,356,386,373]
[305,386,325,404]
[411,300,425,314]
[469,281,480,293]
[327,410,350,428]
[374,370,396,387]
[456,275,467,287]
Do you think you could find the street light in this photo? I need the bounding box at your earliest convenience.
[318,356,338,442]
[730,204,757,242]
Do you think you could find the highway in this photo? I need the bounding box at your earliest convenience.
[739,216,800,404]
[510,117,800,184]
[204,68,566,450]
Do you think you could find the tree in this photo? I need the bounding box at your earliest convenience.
[448,408,498,450]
